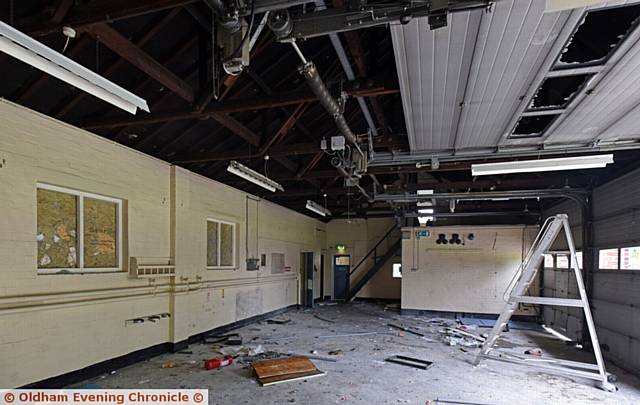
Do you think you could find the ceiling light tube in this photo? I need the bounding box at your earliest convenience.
[306,200,331,217]
[227,160,284,192]
[0,21,149,115]
[418,208,434,214]
[471,154,613,176]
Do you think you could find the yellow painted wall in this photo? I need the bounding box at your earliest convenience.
[0,100,324,387]
[401,225,539,314]
[325,218,401,299]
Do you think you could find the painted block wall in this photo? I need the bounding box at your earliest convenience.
[325,218,401,299]
[401,225,538,314]
[0,100,324,387]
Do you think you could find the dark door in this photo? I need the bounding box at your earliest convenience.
[333,255,350,301]
[302,252,315,307]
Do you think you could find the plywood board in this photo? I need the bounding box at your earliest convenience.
[252,356,317,379]
[258,370,325,386]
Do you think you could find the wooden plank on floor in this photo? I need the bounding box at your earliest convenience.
[251,356,317,379]
[259,370,326,386]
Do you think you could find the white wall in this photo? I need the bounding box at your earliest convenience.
[401,225,538,314]
[0,100,324,387]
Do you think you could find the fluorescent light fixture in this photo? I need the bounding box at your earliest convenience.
[306,200,331,217]
[227,160,284,192]
[417,189,434,195]
[418,216,434,225]
[0,21,148,115]
[417,201,433,207]
[471,154,613,176]
[418,208,434,214]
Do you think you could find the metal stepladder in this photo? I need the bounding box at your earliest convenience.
[473,214,617,392]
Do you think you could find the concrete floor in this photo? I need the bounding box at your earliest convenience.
[74,302,640,404]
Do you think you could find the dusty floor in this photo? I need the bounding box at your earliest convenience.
[73,302,640,404]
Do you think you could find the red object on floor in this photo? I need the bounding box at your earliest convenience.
[204,355,233,370]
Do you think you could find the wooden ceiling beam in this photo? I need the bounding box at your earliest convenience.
[81,77,399,129]
[21,0,197,36]
[83,23,194,103]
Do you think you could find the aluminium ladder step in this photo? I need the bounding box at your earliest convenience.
[510,296,585,307]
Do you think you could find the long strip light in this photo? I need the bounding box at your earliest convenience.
[471,154,613,176]
[0,21,149,115]
[306,200,331,217]
[227,160,284,192]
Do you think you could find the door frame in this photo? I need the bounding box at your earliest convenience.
[332,254,351,301]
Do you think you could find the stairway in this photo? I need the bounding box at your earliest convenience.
[347,233,401,301]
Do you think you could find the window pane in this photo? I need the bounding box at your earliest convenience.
[620,246,640,270]
[575,251,583,269]
[392,263,402,278]
[83,197,118,268]
[207,221,218,267]
[557,255,569,269]
[220,223,234,266]
[599,248,619,270]
[543,254,554,268]
[37,189,78,268]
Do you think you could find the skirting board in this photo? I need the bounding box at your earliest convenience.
[22,304,297,388]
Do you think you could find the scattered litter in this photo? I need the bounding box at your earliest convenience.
[317,331,382,339]
[524,348,543,357]
[204,333,241,345]
[444,336,480,347]
[249,345,265,356]
[227,336,243,346]
[388,323,425,337]
[433,398,496,405]
[385,355,433,370]
[137,379,150,384]
[204,355,233,370]
[317,302,338,306]
[161,362,177,369]
[445,327,485,342]
[313,314,336,323]
[177,350,193,354]
[384,303,400,311]
[267,317,291,324]
[251,356,325,386]
[328,350,343,356]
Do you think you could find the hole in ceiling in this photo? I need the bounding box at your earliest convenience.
[511,115,558,138]
[558,4,640,66]
[529,74,591,110]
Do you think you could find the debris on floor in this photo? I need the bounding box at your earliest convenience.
[267,317,291,324]
[388,323,425,337]
[160,362,177,369]
[251,356,325,386]
[524,348,543,357]
[204,355,233,370]
[385,355,434,370]
[313,314,336,323]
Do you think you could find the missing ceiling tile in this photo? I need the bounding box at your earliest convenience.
[511,115,558,138]
[557,4,640,67]
[529,74,591,110]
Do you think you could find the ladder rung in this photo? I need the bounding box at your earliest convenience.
[511,296,584,307]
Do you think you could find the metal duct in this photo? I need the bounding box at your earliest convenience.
[298,61,358,146]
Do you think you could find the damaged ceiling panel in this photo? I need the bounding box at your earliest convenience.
[391,0,572,152]
[543,1,640,144]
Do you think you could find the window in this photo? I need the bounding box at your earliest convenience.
[543,254,554,268]
[620,246,640,270]
[574,251,583,269]
[556,254,569,269]
[207,219,236,269]
[392,263,402,278]
[37,184,122,274]
[598,248,619,270]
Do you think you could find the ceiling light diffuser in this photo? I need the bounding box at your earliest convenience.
[0,21,148,115]
[471,154,613,176]
[227,160,284,192]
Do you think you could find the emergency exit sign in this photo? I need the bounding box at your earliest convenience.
[415,230,430,238]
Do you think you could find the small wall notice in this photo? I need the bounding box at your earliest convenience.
[401,225,538,315]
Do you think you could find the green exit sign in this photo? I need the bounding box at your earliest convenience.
[415,230,430,238]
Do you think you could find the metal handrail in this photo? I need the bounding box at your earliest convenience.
[349,224,398,275]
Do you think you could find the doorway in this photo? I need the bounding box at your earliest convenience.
[301,252,315,308]
[333,254,351,301]
[320,254,325,301]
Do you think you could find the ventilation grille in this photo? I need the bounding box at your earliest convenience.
[129,257,175,278]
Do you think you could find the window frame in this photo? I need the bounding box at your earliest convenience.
[597,246,640,271]
[37,183,123,274]
[206,218,237,270]
[597,247,621,271]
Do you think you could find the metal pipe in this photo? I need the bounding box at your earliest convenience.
[337,166,373,202]
[375,189,587,206]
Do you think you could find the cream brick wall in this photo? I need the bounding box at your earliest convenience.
[0,100,324,387]
[401,225,539,314]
